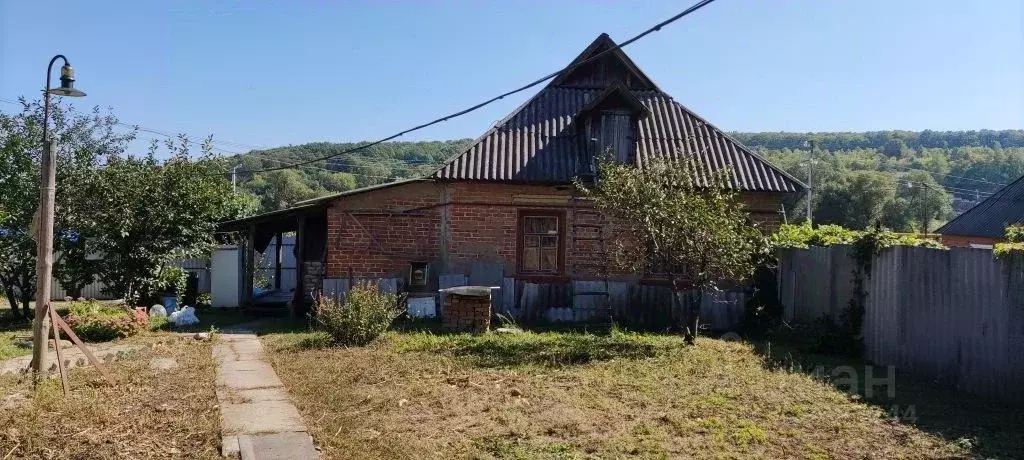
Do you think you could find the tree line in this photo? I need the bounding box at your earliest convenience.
[232,140,471,213]
[234,130,1024,233]
[742,131,1024,232]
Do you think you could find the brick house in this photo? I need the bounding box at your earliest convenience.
[937,174,1024,248]
[220,34,805,327]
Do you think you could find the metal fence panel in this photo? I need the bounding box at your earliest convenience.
[789,244,1023,403]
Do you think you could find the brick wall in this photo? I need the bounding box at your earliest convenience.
[324,181,443,278]
[939,234,1000,248]
[323,181,792,280]
[442,290,492,333]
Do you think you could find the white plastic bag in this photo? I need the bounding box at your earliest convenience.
[149,304,167,318]
[169,306,200,326]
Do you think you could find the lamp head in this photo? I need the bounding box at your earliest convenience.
[47,63,86,97]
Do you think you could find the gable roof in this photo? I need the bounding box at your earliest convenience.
[433,34,804,193]
[936,175,1024,238]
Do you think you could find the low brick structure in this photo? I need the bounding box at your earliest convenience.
[442,286,492,333]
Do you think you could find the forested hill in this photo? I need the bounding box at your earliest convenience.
[235,130,1024,233]
[233,139,471,213]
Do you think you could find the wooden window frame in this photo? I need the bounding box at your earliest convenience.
[515,209,567,280]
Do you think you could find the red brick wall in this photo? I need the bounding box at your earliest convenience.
[323,181,791,280]
[325,181,443,278]
[939,234,999,248]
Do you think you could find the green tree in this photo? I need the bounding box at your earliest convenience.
[900,170,952,233]
[0,98,134,315]
[244,169,321,213]
[578,158,769,344]
[814,171,895,229]
[84,136,251,304]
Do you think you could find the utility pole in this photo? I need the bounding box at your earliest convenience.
[231,164,241,193]
[32,55,86,376]
[804,140,816,224]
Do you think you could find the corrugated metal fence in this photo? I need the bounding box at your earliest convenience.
[779,245,1024,402]
[778,245,857,322]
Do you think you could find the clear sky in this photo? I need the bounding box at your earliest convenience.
[2,0,1022,155]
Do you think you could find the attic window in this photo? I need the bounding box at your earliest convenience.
[598,110,634,164]
[574,85,647,177]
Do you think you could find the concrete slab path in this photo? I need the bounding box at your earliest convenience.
[215,324,319,460]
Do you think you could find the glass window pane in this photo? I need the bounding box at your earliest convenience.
[523,248,539,271]
[541,249,557,271]
[541,236,557,248]
[539,217,557,234]
[525,216,557,234]
[524,217,539,234]
[525,235,539,247]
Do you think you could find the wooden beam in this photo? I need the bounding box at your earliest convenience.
[292,215,307,317]
[242,224,255,306]
[274,232,283,290]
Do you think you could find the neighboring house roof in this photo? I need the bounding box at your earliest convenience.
[936,175,1024,239]
[433,34,805,193]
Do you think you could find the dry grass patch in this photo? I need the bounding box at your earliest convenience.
[0,336,221,459]
[261,329,995,459]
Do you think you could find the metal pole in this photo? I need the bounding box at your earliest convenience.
[31,55,65,375]
[806,141,814,224]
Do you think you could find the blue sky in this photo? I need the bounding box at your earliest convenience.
[2,0,1022,155]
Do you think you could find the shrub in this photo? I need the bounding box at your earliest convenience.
[772,223,860,249]
[63,301,146,342]
[315,281,403,346]
[994,225,1024,258]
[148,315,169,331]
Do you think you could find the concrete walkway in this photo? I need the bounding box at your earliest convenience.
[215,325,319,459]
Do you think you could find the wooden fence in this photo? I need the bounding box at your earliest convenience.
[778,245,1024,402]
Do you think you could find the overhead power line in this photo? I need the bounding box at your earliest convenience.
[233,0,720,175]
[4,0,720,177]
[890,164,1008,188]
[0,97,266,154]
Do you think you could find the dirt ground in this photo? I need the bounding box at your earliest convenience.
[0,337,222,459]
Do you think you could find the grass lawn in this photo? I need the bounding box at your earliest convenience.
[0,336,222,459]
[259,324,1021,459]
[0,308,34,361]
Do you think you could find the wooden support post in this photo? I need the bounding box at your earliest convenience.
[242,224,255,306]
[48,305,68,395]
[30,140,56,377]
[292,215,307,317]
[274,232,283,290]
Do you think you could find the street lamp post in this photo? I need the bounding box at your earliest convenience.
[30,55,86,375]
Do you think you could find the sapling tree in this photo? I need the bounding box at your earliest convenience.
[578,157,769,344]
[84,136,253,304]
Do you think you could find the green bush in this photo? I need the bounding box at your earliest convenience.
[772,223,860,249]
[994,225,1024,258]
[771,223,944,251]
[148,315,169,331]
[63,301,146,342]
[315,281,403,346]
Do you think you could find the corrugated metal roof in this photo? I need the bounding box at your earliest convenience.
[936,175,1024,238]
[434,35,804,193]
